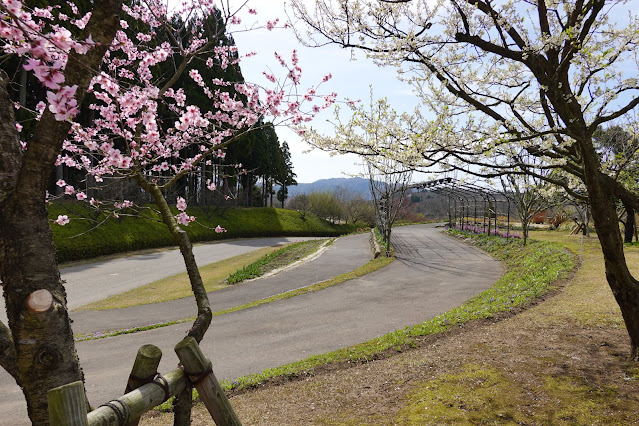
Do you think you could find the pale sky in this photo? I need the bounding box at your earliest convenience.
[182,0,638,184]
[230,1,422,183]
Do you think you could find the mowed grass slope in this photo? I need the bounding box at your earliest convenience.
[49,202,356,263]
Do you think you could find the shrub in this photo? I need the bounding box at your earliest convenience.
[49,202,356,263]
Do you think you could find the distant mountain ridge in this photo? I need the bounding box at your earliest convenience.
[288,177,371,198]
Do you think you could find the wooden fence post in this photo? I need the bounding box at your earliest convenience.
[47,381,88,426]
[174,336,242,426]
[125,344,162,425]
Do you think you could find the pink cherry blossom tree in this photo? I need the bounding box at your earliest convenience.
[0,0,334,423]
[0,1,123,423]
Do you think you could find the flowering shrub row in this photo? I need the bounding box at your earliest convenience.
[451,223,520,239]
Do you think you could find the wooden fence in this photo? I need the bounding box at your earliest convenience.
[47,337,241,425]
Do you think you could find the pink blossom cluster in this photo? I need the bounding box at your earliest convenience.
[113,200,133,209]
[266,19,279,31]
[1,1,96,122]
[54,215,69,226]
[175,196,195,226]
[46,84,79,121]
[5,1,338,230]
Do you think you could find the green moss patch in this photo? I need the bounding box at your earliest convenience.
[395,364,530,424]
[541,375,629,424]
[394,367,630,425]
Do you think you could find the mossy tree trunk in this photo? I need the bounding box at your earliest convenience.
[624,204,635,244]
[586,181,639,358]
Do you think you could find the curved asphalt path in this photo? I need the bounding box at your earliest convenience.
[0,236,310,325]
[0,225,502,424]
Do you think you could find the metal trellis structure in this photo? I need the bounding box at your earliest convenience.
[410,178,514,237]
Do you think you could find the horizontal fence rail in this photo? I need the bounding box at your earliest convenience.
[47,337,242,425]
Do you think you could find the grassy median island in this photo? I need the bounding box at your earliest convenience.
[227,239,328,284]
[175,230,639,425]
[78,239,328,310]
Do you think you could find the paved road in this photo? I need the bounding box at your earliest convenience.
[70,234,371,335]
[0,225,502,424]
[0,236,309,324]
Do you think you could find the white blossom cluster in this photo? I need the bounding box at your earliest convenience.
[291,0,639,187]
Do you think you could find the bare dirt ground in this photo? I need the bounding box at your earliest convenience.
[143,232,639,425]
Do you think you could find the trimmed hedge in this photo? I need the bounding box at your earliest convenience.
[49,202,356,263]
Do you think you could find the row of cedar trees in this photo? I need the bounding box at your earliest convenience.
[5,0,297,211]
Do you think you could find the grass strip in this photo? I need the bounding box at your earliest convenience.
[213,231,577,394]
[216,254,394,316]
[226,239,327,284]
[74,254,395,343]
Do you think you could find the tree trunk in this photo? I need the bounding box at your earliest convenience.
[55,165,64,196]
[269,179,273,207]
[625,205,635,244]
[0,4,122,422]
[172,384,193,426]
[0,93,83,426]
[583,152,639,359]
[18,68,26,107]
[136,176,212,342]
[0,198,84,424]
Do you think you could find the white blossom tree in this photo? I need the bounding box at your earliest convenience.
[498,166,558,245]
[292,0,639,358]
[368,158,412,255]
